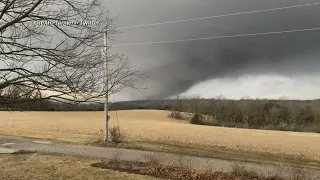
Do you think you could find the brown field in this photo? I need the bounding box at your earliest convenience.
[0,154,158,180]
[1,110,320,159]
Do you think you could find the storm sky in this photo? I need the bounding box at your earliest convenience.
[105,0,320,101]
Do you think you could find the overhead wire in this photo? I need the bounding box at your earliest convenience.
[110,2,320,47]
[111,27,320,47]
[115,2,320,30]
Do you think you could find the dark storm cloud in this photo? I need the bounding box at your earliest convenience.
[106,0,320,100]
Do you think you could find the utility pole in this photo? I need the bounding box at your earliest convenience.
[103,31,109,143]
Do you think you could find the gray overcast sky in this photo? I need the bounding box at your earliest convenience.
[105,0,320,101]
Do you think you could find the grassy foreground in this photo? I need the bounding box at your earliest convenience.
[0,153,158,180]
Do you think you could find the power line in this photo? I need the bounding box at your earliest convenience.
[111,27,320,47]
[116,2,320,30]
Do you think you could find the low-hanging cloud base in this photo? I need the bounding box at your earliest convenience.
[107,0,320,101]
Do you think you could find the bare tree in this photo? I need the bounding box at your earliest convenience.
[215,94,226,100]
[240,95,251,100]
[0,0,142,106]
[169,95,185,119]
[188,94,205,125]
[185,94,200,113]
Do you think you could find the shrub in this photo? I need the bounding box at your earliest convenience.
[169,111,183,120]
[109,127,123,143]
[141,151,161,166]
[190,113,204,125]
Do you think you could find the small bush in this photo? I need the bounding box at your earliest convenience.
[109,127,123,143]
[110,149,121,167]
[141,152,161,166]
[291,166,312,180]
[230,160,269,180]
[190,113,204,125]
[231,161,248,176]
[290,155,312,180]
[169,111,183,120]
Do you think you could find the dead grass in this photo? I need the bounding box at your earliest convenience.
[0,153,158,180]
[105,141,320,168]
[1,110,320,160]
[92,160,233,180]
[141,151,161,166]
[92,159,293,180]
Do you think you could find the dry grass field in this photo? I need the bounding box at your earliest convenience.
[1,110,320,160]
[0,154,158,180]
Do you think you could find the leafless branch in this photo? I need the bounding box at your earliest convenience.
[0,0,142,106]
